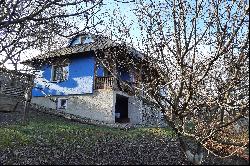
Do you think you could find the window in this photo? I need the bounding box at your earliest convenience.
[70,35,95,46]
[57,98,68,109]
[81,35,94,44]
[51,65,69,82]
[118,68,131,81]
[71,36,81,46]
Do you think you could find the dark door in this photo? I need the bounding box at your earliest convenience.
[115,94,129,123]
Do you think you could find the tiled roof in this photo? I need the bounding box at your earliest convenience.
[22,37,117,65]
[22,34,145,67]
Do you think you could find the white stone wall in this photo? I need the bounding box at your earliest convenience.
[31,96,57,109]
[31,90,114,123]
[128,96,143,124]
[31,89,163,125]
[141,103,165,125]
[67,90,114,123]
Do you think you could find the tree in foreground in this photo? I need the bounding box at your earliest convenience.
[0,0,103,70]
[0,0,104,125]
[1,0,248,164]
[97,0,249,164]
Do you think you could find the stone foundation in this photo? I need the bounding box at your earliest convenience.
[31,90,163,125]
[31,90,114,123]
[141,102,166,126]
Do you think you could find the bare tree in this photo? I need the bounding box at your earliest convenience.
[2,0,247,163]
[0,0,104,70]
[97,0,249,164]
[0,0,105,125]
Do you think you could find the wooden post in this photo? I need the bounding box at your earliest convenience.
[23,100,29,125]
[23,83,32,125]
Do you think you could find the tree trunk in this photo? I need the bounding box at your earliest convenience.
[23,86,32,125]
[178,136,203,165]
[23,100,29,125]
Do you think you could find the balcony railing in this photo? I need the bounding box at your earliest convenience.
[95,76,114,89]
[94,76,141,92]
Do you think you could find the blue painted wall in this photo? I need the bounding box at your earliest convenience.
[96,65,132,81]
[32,53,95,97]
[96,65,104,77]
[118,68,131,81]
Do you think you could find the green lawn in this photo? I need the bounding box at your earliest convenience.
[0,114,175,150]
[0,112,248,165]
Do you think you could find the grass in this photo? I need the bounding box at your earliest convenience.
[0,112,248,165]
[0,113,175,150]
[0,128,30,148]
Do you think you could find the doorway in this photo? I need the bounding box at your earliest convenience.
[115,94,129,123]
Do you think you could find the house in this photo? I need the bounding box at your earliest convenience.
[22,34,164,124]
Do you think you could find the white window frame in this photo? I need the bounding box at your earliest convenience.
[57,98,68,109]
[51,64,69,83]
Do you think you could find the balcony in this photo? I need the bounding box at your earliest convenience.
[94,76,114,89]
[94,76,141,93]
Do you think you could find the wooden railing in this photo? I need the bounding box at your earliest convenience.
[95,76,114,89]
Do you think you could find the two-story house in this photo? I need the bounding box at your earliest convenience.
[22,34,163,124]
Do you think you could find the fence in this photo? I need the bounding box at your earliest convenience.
[0,68,34,112]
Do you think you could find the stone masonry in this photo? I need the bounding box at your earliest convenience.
[31,89,115,123]
[31,89,164,125]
